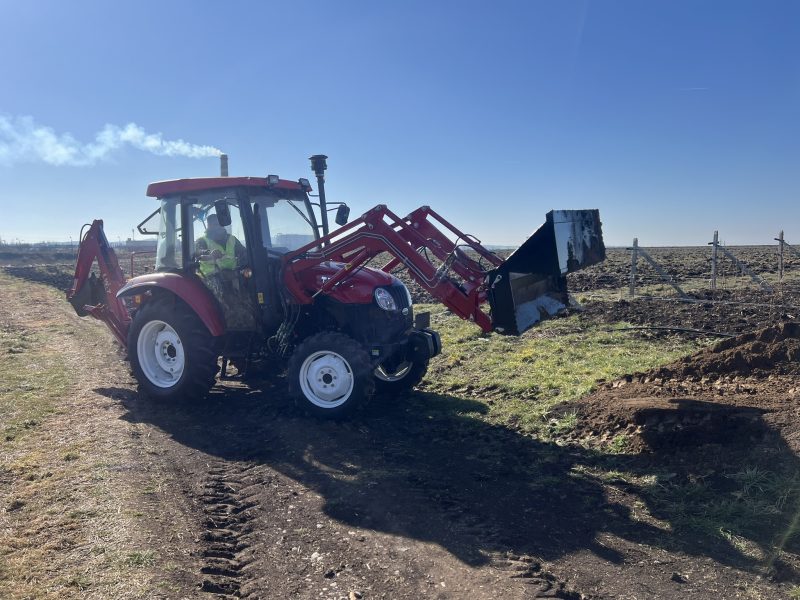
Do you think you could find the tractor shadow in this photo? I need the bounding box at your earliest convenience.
[99,380,800,577]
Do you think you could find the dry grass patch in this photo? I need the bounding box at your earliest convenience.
[0,273,183,599]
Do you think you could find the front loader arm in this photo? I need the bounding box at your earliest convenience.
[283,205,605,336]
[67,220,131,345]
[381,206,503,279]
[283,205,502,333]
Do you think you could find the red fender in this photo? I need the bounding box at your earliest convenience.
[117,272,226,336]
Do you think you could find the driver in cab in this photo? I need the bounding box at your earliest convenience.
[196,213,246,276]
[195,213,255,330]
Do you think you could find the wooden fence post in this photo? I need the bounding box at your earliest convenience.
[710,230,718,292]
[777,230,784,283]
[629,238,638,298]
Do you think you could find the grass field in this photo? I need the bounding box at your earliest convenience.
[0,274,173,599]
[420,303,705,437]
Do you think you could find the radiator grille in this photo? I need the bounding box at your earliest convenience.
[387,284,411,309]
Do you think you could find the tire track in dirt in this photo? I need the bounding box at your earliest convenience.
[197,461,262,597]
[184,403,590,599]
[399,463,586,598]
[492,554,582,599]
[161,395,590,599]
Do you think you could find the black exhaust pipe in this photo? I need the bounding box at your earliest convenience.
[309,154,330,238]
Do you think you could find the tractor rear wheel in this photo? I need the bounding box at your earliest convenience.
[128,297,219,401]
[288,332,374,418]
[374,359,428,396]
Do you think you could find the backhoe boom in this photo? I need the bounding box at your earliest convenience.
[67,220,130,345]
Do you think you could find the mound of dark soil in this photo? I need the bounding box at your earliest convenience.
[563,322,800,453]
[581,293,798,336]
[656,321,800,379]
[569,397,774,453]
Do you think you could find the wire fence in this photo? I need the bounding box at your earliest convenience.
[124,250,158,279]
[593,230,800,310]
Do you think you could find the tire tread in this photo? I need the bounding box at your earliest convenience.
[128,296,219,401]
[288,332,374,418]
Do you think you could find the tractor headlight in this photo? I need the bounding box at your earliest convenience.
[374,287,398,311]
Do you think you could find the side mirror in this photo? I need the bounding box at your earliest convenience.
[214,200,232,227]
[335,204,350,227]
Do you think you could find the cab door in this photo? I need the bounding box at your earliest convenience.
[191,199,258,332]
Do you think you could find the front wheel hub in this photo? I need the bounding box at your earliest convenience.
[299,351,354,407]
[374,361,413,382]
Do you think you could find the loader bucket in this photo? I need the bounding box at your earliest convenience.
[487,209,604,335]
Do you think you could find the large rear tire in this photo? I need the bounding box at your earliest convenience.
[374,359,428,396]
[128,297,219,401]
[288,332,375,419]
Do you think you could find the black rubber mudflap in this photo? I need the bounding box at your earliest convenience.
[487,210,605,335]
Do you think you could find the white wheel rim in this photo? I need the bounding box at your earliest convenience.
[374,361,413,382]
[299,350,355,408]
[137,320,185,388]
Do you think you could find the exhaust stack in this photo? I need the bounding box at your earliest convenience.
[309,154,330,237]
[220,153,229,176]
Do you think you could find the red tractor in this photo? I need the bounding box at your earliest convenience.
[68,155,605,417]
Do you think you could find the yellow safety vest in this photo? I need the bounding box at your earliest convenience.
[198,235,237,277]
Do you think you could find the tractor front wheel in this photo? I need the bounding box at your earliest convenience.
[374,359,428,396]
[128,298,219,401]
[288,332,374,418]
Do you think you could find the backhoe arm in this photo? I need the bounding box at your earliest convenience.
[67,220,131,345]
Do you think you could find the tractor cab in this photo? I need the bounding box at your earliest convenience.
[135,176,332,335]
[138,177,323,273]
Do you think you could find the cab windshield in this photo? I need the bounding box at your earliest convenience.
[251,194,318,254]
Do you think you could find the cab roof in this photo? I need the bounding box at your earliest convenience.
[146,177,308,198]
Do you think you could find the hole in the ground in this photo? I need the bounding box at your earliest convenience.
[633,399,770,449]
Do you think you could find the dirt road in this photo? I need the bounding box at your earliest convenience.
[2,275,798,598]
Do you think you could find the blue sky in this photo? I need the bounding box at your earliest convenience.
[0,0,798,246]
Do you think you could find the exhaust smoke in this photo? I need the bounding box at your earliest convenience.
[0,115,222,167]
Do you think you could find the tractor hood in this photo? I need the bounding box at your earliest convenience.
[294,261,400,304]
